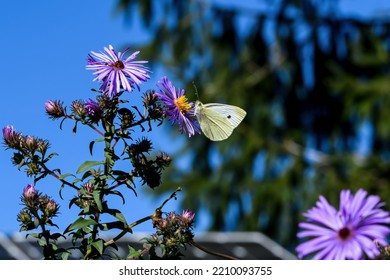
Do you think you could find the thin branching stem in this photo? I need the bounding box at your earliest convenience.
[38,162,79,191]
[189,240,239,260]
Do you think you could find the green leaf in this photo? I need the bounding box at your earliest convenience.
[89,137,105,156]
[50,233,64,240]
[72,177,81,184]
[106,208,128,227]
[91,239,104,255]
[68,196,79,209]
[93,190,103,212]
[58,173,75,180]
[126,246,142,260]
[72,120,79,135]
[64,217,97,233]
[17,157,26,170]
[61,251,71,260]
[59,117,66,130]
[109,190,126,204]
[27,232,41,239]
[76,160,104,174]
[98,221,127,231]
[81,170,92,181]
[43,152,58,163]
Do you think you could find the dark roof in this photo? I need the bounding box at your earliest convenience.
[0,232,296,260]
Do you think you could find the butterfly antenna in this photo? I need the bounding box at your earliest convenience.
[192,81,200,100]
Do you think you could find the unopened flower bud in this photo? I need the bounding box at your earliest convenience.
[2,126,23,149]
[143,91,158,107]
[44,199,59,218]
[22,184,39,208]
[71,100,87,118]
[165,237,178,248]
[27,162,40,176]
[156,152,172,168]
[2,125,15,144]
[181,231,194,243]
[85,99,103,122]
[83,182,95,195]
[24,136,38,152]
[36,139,50,155]
[17,210,32,224]
[152,217,168,231]
[148,107,164,120]
[166,212,177,224]
[118,108,135,128]
[45,100,65,119]
[12,152,24,165]
[141,167,162,189]
[180,209,195,227]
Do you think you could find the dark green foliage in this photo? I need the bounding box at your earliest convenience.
[116,0,390,250]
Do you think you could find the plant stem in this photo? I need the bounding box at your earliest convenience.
[104,214,154,247]
[189,240,239,260]
[39,161,79,190]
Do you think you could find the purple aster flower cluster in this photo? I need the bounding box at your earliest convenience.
[86,44,150,97]
[155,76,201,137]
[296,189,390,260]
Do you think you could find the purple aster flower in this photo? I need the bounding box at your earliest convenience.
[86,45,150,97]
[2,125,15,144]
[84,99,103,122]
[296,189,390,260]
[180,209,195,226]
[155,77,201,137]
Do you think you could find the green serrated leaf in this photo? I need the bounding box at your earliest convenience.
[76,160,104,174]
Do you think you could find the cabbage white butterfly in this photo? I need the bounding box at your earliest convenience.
[194,100,247,141]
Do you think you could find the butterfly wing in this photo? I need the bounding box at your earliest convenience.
[202,103,247,128]
[195,101,246,141]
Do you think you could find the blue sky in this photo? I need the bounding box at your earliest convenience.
[0,0,187,235]
[1,0,390,236]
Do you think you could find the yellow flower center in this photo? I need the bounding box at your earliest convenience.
[174,95,191,113]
